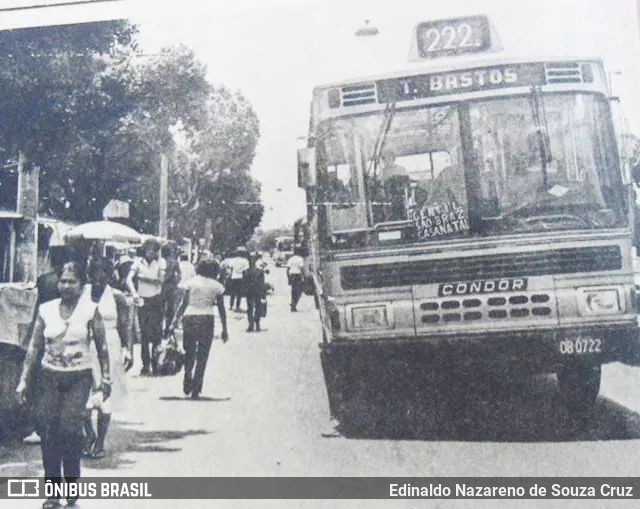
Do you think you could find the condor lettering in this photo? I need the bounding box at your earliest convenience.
[439,278,527,296]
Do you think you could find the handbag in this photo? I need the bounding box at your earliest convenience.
[303,276,315,296]
[258,297,268,318]
[156,333,185,376]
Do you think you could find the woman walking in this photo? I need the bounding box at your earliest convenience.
[84,256,134,459]
[16,261,110,509]
[161,243,181,336]
[243,256,267,332]
[127,239,166,375]
[168,260,228,399]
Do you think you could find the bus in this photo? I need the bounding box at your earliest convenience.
[273,235,294,266]
[297,15,640,422]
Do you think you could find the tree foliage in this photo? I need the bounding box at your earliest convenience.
[0,22,263,247]
[253,226,294,252]
[0,21,135,164]
[169,87,263,250]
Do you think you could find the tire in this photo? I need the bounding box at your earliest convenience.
[557,362,601,413]
[320,348,352,423]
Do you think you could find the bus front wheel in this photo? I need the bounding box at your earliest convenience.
[556,362,601,413]
[320,348,353,423]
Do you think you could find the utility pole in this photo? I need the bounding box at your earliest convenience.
[159,152,168,238]
[14,151,39,282]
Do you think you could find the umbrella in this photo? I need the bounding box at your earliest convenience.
[65,220,141,243]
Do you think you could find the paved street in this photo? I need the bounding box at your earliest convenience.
[2,268,640,508]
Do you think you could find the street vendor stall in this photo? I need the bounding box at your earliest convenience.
[0,153,40,437]
[0,283,37,437]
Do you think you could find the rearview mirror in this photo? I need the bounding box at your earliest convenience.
[610,97,631,185]
[297,148,316,189]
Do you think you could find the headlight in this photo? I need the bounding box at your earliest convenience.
[350,305,392,331]
[579,288,622,316]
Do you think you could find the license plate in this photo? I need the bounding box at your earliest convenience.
[559,336,603,355]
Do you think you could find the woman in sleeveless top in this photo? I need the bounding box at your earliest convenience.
[84,256,134,459]
[17,261,111,509]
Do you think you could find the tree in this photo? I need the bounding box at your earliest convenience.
[169,164,264,252]
[0,22,264,244]
[168,87,263,249]
[37,43,212,230]
[0,21,136,167]
[254,226,293,252]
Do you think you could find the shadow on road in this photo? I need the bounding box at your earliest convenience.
[333,370,640,442]
[0,426,210,475]
[0,437,42,476]
[83,426,210,470]
[158,396,231,402]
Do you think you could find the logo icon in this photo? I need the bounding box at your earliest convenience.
[8,479,39,497]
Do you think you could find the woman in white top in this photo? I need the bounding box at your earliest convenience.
[84,256,134,459]
[168,260,228,399]
[16,261,110,509]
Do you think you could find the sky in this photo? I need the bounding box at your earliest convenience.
[2,0,640,229]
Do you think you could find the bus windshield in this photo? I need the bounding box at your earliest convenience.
[315,92,626,244]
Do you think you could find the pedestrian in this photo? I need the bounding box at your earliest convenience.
[167,260,228,400]
[222,248,249,312]
[286,246,305,312]
[16,261,111,509]
[113,251,135,293]
[244,256,266,332]
[83,256,134,459]
[127,238,166,376]
[36,245,72,304]
[178,252,196,282]
[23,247,67,446]
[254,251,269,273]
[161,243,181,336]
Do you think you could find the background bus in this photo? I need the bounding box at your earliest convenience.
[272,235,294,266]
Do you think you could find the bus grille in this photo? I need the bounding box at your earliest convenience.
[544,62,592,84]
[419,293,554,325]
[340,245,622,290]
[341,83,377,107]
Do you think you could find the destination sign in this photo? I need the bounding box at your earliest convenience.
[377,63,546,103]
[416,16,491,59]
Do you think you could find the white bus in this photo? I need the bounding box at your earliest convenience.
[298,15,639,424]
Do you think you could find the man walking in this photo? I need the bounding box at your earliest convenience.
[222,249,249,312]
[286,247,305,312]
[127,239,166,375]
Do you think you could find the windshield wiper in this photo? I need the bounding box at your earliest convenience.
[364,102,396,223]
[529,86,552,191]
[368,102,396,185]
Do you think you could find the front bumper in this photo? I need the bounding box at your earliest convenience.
[322,323,640,373]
